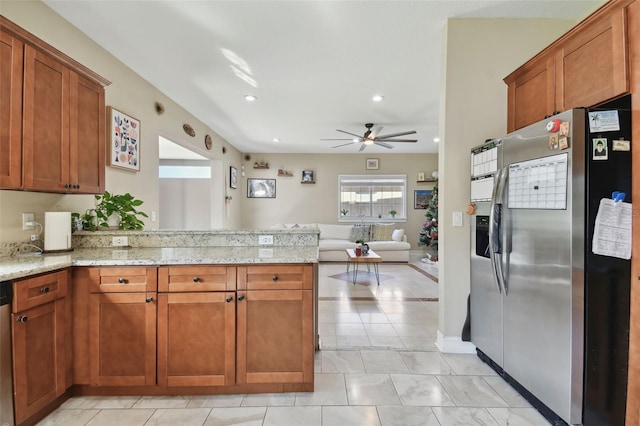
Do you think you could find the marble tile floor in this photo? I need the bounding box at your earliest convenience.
[37,262,550,426]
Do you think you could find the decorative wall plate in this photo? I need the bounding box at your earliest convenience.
[183,123,196,137]
[205,134,212,150]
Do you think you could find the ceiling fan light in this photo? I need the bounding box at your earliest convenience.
[364,140,374,145]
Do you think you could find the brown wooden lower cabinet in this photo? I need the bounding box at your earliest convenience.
[12,299,66,425]
[236,289,314,384]
[157,291,236,386]
[89,292,156,386]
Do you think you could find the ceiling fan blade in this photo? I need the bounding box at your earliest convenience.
[375,130,417,139]
[321,138,358,141]
[332,142,357,148]
[336,129,365,138]
[369,126,383,139]
[359,144,367,152]
[376,138,418,143]
[375,141,394,149]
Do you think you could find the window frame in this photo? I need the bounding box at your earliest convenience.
[337,174,407,223]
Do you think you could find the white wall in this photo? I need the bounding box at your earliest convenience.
[437,18,577,346]
[240,153,437,247]
[0,0,243,245]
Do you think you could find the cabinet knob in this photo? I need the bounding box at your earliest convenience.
[272,275,279,282]
[193,277,200,282]
[226,296,233,303]
[237,294,245,301]
[74,184,80,189]
[40,286,50,293]
[145,296,153,303]
[118,278,127,284]
[16,315,28,322]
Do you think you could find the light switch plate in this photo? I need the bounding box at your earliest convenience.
[453,211,463,227]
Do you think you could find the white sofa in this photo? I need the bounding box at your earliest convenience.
[272,223,410,262]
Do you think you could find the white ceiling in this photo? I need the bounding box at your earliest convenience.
[44,0,605,155]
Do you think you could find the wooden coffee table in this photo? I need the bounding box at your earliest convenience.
[345,248,382,285]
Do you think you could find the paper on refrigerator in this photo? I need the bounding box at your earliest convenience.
[592,198,632,260]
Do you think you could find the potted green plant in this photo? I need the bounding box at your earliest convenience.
[340,209,348,216]
[355,239,369,255]
[74,191,148,231]
[389,209,397,218]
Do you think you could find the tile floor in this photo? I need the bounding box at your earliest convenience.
[37,258,550,426]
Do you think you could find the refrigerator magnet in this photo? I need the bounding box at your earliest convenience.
[593,138,608,160]
[612,139,630,151]
[559,121,570,136]
[558,136,569,150]
[548,133,559,150]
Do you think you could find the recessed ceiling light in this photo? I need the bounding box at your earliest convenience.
[352,138,360,143]
[272,138,280,143]
[372,94,385,102]
[433,137,440,143]
[244,94,257,102]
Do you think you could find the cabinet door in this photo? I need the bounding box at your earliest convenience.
[69,71,105,194]
[556,7,628,111]
[22,45,70,192]
[505,54,556,132]
[0,30,23,188]
[89,292,156,386]
[236,289,313,384]
[157,292,235,386]
[12,299,66,425]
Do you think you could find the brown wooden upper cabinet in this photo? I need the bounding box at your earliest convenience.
[505,1,631,132]
[0,17,110,193]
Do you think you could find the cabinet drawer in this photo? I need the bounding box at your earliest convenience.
[158,266,236,292]
[90,267,157,293]
[13,269,68,312]
[237,265,312,291]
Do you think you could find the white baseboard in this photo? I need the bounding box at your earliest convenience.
[435,330,476,354]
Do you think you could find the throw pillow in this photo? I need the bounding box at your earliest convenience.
[350,224,370,242]
[372,223,395,241]
[391,228,405,242]
[318,223,353,240]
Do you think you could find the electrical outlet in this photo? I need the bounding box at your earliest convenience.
[22,212,35,230]
[112,236,129,246]
[258,235,273,245]
[30,235,38,241]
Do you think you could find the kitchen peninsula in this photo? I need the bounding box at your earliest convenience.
[0,229,318,426]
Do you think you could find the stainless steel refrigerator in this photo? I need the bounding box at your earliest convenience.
[470,98,631,426]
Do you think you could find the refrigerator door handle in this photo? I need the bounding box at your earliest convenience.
[488,169,503,294]
[489,168,509,295]
[495,167,509,295]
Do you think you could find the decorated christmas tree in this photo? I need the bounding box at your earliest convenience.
[418,179,438,254]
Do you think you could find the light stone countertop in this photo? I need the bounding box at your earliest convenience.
[0,246,319,282]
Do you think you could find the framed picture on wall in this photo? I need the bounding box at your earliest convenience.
[107,106,140,171]
[247,178,276,198]
[301,170,315,183]
[230,166,238,189]
[414,190,432,209]
[366,158,379,170]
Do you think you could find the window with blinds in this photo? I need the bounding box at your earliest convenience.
[338,174,406,221]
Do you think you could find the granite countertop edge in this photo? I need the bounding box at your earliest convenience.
[0,246,319,282]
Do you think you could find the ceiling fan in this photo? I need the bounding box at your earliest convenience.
[321,123,418,151]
